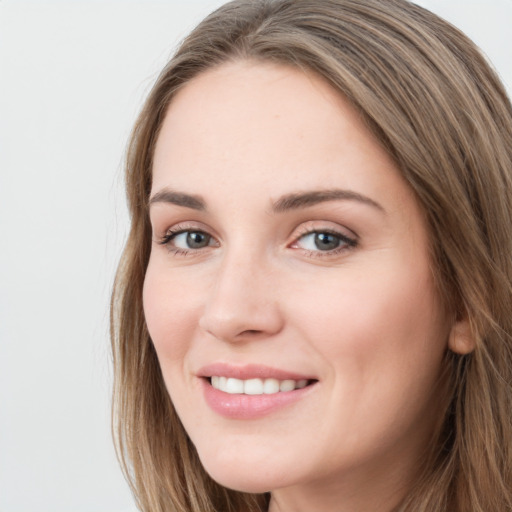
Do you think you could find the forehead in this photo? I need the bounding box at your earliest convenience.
[151,60,412,213]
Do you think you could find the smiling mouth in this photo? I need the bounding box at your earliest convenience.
[208,376,317,395]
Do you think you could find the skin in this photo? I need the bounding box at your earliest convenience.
[143,61,466,512]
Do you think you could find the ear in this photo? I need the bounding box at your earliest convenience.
[448,318,475,355]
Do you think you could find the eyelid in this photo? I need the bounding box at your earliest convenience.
[154,221,215,240]
[290,221,357,242]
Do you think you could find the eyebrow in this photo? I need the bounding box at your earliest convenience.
[149,189,206,211]
[272,189,385,213]
[148,187,385,213]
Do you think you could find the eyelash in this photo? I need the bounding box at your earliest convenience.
[157,224,358,258]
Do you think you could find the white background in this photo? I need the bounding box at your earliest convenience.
[0,1,511,511]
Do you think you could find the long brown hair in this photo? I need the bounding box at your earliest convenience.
[111,1,512,510]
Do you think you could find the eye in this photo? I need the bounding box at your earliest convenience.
[292,229,357,254]
[158,226,218,254]
[172,231,213,249]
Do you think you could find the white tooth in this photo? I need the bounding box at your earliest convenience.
[244,378,264,395]
[213,376,306,394]
[225,377,244,394]
[263,378,280,394]
[296,379,308,389]
[280,379,296,392]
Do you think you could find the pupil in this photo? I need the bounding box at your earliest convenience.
[314,233,340,251]
[187,232,209,248]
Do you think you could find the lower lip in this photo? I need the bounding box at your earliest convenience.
[201,379,316,419]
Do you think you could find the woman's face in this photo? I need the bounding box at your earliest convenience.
[144,61,457,508]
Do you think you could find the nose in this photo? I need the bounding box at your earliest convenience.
[198,251,284,343]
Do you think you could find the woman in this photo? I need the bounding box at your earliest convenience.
[111,0,512,510]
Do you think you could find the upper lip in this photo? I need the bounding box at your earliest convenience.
[197,363,315,381]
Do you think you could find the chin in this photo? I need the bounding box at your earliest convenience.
[203,465,273,494]
[197,449,290,494]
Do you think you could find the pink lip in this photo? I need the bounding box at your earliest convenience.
[197,363,318,420]
[197,363,314,381]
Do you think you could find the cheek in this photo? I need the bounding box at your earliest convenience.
[288,260,448,379]
[286,264,450,459]
[142,261,201,364]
